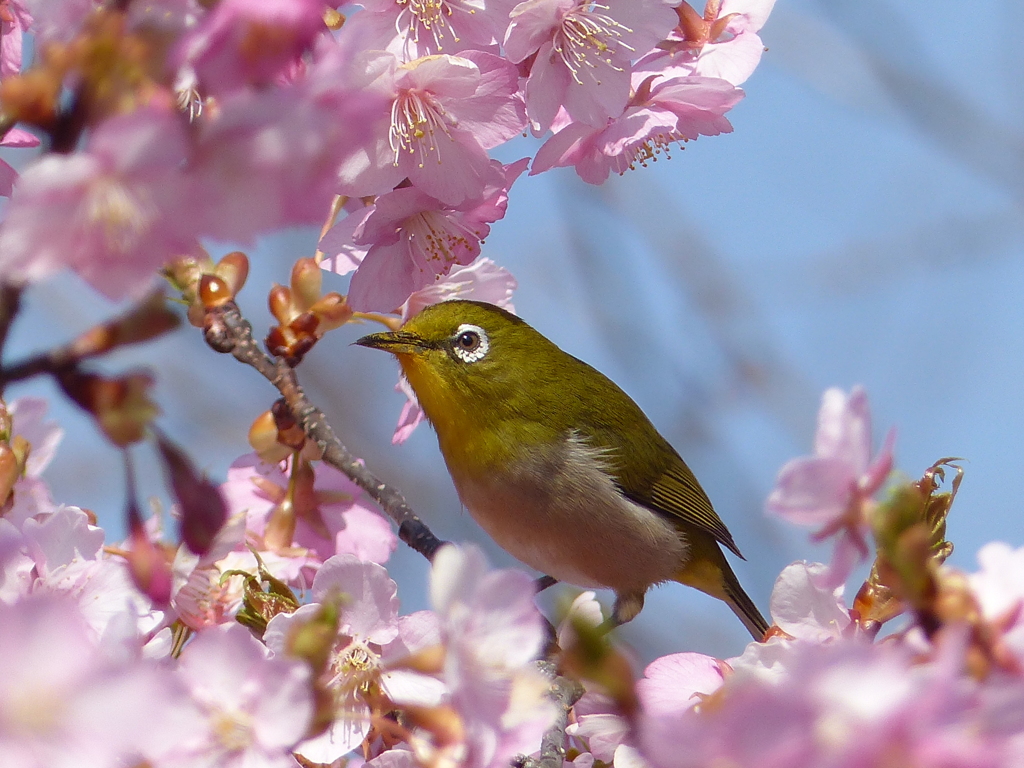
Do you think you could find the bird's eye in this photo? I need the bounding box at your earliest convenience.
[451,324,489,363]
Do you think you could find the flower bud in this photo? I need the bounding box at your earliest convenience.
[156,433,228,556]
[124,499,173,609]
[59,369,158,446]
[248,410,292,464]
[68,290,180,359]
[311,293,353,332]
[0,444,20,509]
[214,251,250,297]
[290,258,322,313]
[199,274,233,308]
[268,284,294,325]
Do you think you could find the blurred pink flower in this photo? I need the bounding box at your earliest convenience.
[322,159,526,312]
[0,0,31,79]
[265,555,444,763]
[970,542,1024,663]
[170,622,313,768]
[334,50,526,206]
[0,596,183,767]
[531,70,740,183]
[0,127,40,198]
[768,561,851,643]
[504,0,675,131]
[430,543,557,768]
[642,637,1010,768]
[175,0,327,94]
[0,107,202,299]
[766,386,895,588]
[192,43,386,242]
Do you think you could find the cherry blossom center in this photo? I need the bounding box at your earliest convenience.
[84,177,158,254]
[405,210,481,270]
[389,89,455,168]
[554,2,634,85]
[397,0,463,52]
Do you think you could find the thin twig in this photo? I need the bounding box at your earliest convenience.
[518,662,585,768]
[205,300,447,562]
[0,284,22,386]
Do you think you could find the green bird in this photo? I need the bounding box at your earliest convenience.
[356,300,768,640]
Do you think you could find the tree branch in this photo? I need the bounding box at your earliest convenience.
[204,301,447,562]
[518,662,585,768]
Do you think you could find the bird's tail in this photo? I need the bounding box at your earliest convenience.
[674,532,769,641]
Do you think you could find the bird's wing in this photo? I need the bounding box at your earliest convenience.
[628,462,744,559]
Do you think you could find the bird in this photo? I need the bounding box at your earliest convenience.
[355,299,768,640]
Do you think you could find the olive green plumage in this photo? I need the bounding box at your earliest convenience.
[356,300,768,640]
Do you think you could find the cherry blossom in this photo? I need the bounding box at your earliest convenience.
[766,386,895,588]
[340,0,515,59]
[175,0,328,95]
[0,596,182,768]
[639,0,777,86]
[322,159,526,312]
[0,0,31,79]
[221,454,397,569]
[531,70,741,183]
[429,544,557,768]
[334,50,526,206]
[0,127,40,198]
[264,555,443,763]
[0,107,202,299]
[504,0,676,131]
[169,622,314,768]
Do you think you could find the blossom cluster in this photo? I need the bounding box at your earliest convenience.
[0,0,773,311]
[0,397,556,767]
[3,383,1024,767]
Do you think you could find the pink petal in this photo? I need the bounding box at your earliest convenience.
[769,561,851,641]
[766,455,855,527]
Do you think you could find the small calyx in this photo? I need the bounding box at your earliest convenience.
[266,258,352,366]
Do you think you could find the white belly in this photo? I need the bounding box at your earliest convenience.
[448,434,688,592]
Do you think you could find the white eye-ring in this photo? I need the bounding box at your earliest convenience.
[451,324,489,363]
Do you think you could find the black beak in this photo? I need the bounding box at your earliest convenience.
[354,331,431,355]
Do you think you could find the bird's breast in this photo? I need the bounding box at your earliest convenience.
[445,432,688,592]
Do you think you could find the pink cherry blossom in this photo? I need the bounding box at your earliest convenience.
[638,0,776,86]
[322,159,526,312]
[221,453,397,570]
[0,0,31,79]
[0,127,39,198]
[430,543,557,768]
[531,71,741,183]
[191,43,387,243]
[334,50,526,206]
[0,107,202,299]
[265,555,443,763]
[638,652,726,716]
[768,561,852,643]
[175,0,327,95]
[766,386,895,588]
[169,622,313,768]
[0,596,183,768]
[340,0,516,59]
[390,256,518,443]
[970,542,1024,664]
[504,0,676,131]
